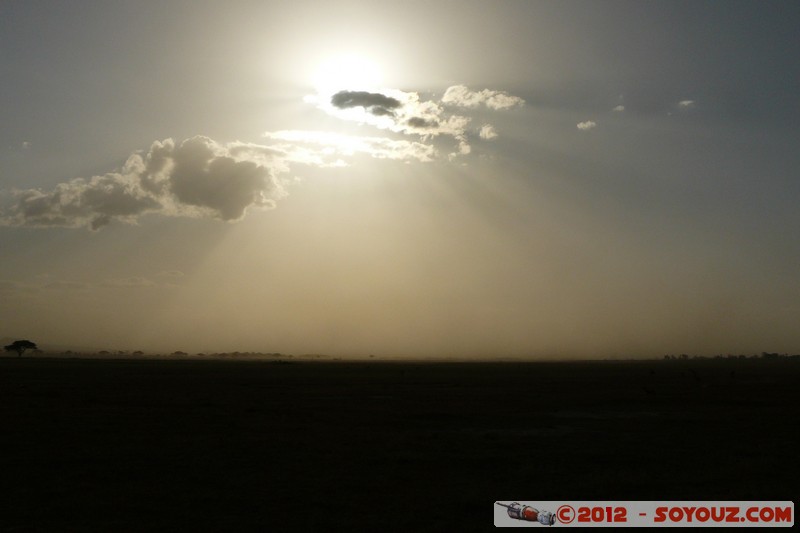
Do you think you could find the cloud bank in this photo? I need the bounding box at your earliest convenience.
[1,84,525,230]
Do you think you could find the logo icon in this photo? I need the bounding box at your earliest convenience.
[496,502,556,526]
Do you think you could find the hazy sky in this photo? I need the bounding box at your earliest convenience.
[1,1,798,357]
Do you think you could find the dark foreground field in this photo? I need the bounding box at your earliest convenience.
[1,357,797,531]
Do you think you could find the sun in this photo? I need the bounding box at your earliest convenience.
[311,54,383,96]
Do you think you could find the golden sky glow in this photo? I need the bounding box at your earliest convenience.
[1,1,799,358]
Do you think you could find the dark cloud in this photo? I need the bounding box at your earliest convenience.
[331,90,402,117]
[91,215,112,230]
[406,116,439,129]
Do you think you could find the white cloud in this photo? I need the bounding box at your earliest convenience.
[577,121,597,131]
[21,141,31,149]
[1,136,287,230]
[441,85,525,110]
[479,124,498,140]
[678,100,695,108]
[612,105,625,112]
[485,92,525,110]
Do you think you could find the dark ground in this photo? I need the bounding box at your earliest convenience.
[1,357,797,531]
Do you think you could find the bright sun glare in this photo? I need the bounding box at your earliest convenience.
[311,54,383,95]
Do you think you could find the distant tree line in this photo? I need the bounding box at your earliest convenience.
[663,352,800,360]
[2,341,291,359]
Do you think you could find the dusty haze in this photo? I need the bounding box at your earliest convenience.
[1,1,798,358]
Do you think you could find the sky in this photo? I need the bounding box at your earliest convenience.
[1,0,799,358]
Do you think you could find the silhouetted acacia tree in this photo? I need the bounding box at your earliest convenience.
[4,340,38,357]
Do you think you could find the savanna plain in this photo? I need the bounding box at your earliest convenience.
[1,356,797,531]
